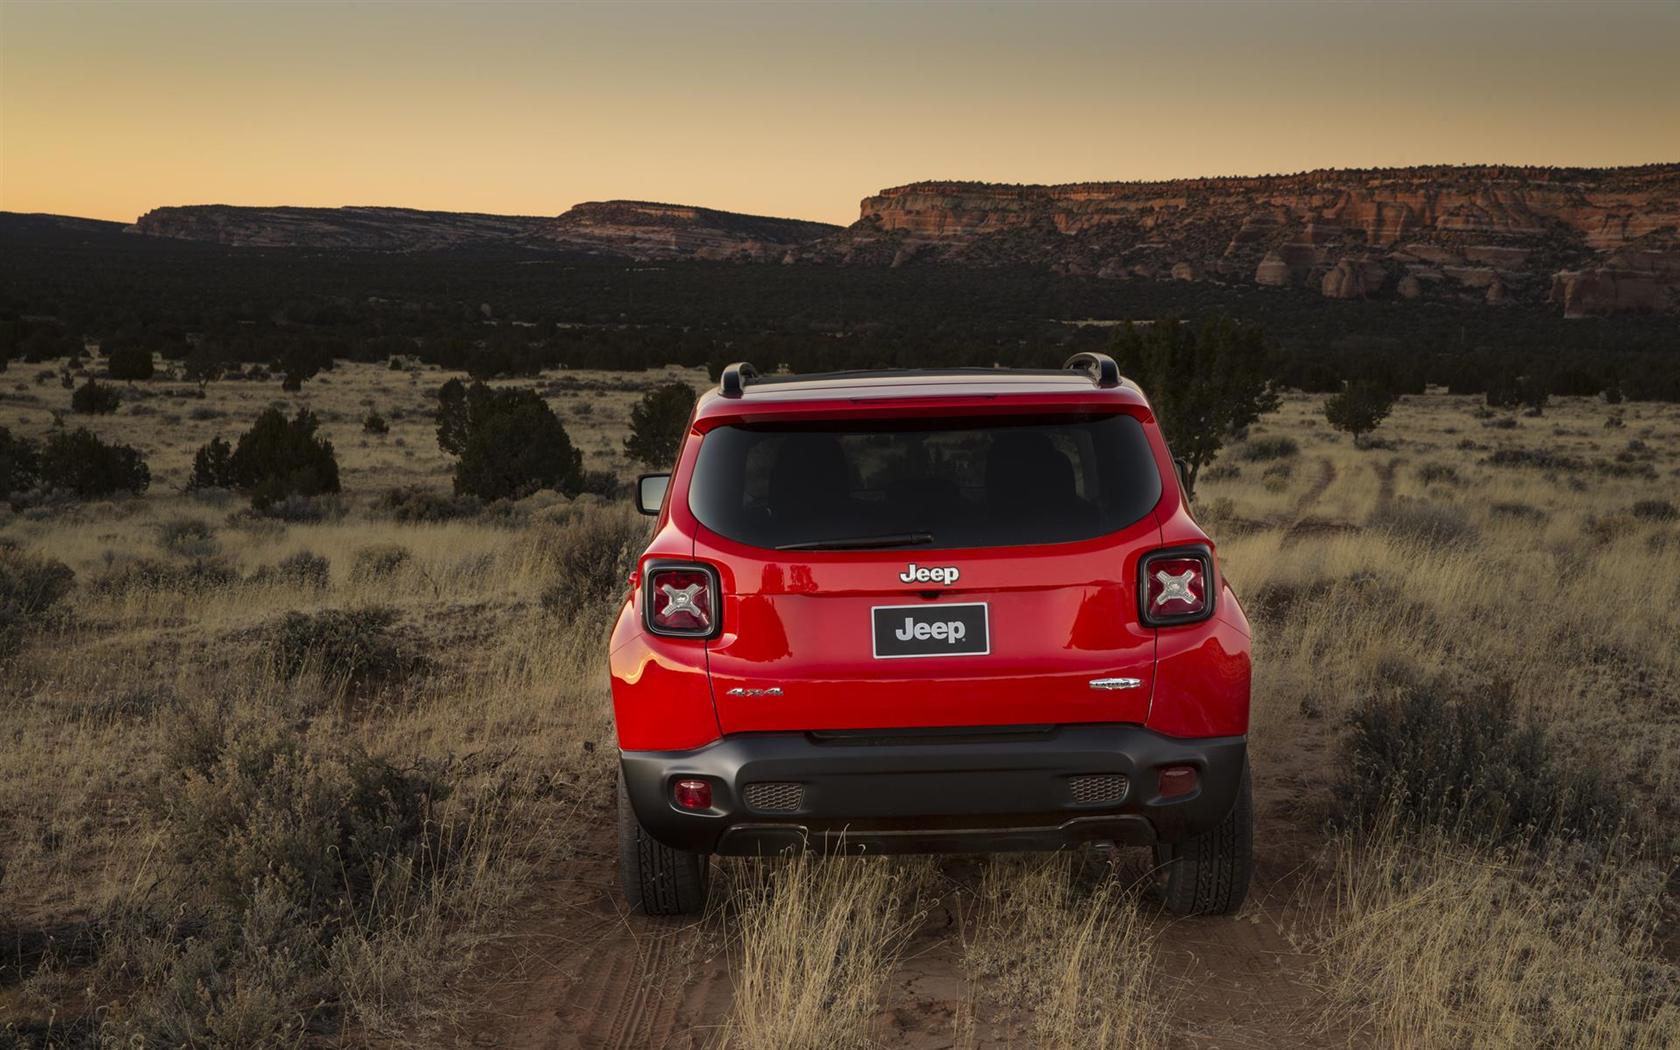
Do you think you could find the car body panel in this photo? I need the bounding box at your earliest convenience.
[608,366,1253,825]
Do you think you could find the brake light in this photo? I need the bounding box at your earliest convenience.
[645,564,719,637]
[1140,548,1215,626]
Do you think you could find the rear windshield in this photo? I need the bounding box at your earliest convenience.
[689,414,1162,551]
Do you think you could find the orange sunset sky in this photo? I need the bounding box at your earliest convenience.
[1,0,1676,226]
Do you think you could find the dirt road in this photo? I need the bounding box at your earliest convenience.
[454,755,1339,1050]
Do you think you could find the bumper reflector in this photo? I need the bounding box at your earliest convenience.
[1158,765,1198,799]
[673,779,712,810]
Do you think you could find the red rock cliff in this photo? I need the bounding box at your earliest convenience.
[806,165,1680,312]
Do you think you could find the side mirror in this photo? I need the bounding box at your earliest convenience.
[636,473,670,516]
[1174,458,1192,497]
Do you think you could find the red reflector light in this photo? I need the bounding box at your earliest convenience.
[673,779,712,810]
[647,566,717,637]
[1158,765,1198,799]
[1141,550,1212,625]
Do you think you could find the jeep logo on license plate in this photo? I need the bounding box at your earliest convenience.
[871,603,990,659]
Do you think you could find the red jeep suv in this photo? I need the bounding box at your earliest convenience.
[610,354,1252,916]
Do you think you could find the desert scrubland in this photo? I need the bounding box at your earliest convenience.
[2,360,1677,1048]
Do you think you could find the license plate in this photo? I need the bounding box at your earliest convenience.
[871,602,990,659]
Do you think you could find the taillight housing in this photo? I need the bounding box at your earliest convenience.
[1139,546,1216,626]
[644,562,720,638]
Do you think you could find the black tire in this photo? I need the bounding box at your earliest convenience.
[1153,761,1253,917]
[618,770,710,916]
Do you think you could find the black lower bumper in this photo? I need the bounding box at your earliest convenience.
[620,724,1247,856]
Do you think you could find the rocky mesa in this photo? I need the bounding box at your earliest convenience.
[125,165,1680,313]
[130,204,551,250]
[539,201,838,260]
[130,200,839,260]
[803,165,1680,314]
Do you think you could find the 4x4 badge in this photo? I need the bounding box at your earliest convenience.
[899,563,960,585]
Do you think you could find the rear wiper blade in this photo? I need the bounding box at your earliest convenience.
[776,532,935,551]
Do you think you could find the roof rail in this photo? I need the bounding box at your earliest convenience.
[718,361,758,398]
[1063,351,1122,389]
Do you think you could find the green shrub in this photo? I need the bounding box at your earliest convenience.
[378,485,482,523]
[187,435,236,490]
[109,722,460,1046]
[349,543,412,582]
[39,428,150,497]
[624,381,697,468]
[1234,435,1298,462]
[0,547,75,661]
[245,493,345,523]
[276,340,335,392]
[435,379,583,501]
[1323,380,1396,446]
[91,557,239,596]
[537,512,644,619]
[0,424,41,497]
[156,518,218,559]
[577,468,621,497]
[69,378,120,414]
[269,607,420,694]
[1486,448,1584,471]
[1415,462,1459,485]
[164,723,454,925]
[1489,500,1548,524]
[105,343,155,381]
[1342,665,1625,846]
[249,550,331,590]
[1631,499,1677,522]
[362,411,389,435]
[1110,317,1280,500]
[208,407,340,510]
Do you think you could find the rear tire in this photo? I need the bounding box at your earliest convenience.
[1153,761,1253,916]
[618,770,710,916]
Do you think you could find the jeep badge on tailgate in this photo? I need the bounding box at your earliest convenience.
[899,563,960,585]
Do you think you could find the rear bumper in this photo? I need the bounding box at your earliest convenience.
[620,724,1247,855]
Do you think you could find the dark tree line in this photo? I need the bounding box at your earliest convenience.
[3,214,1678,400]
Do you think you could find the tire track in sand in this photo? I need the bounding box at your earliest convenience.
[1279,456,1353,547]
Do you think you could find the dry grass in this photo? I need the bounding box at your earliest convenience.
[3,365,1678,1046]
[1317,821,1677,1049]
[1211,394,1680,1048]
[960,855,1170,1049]
[1,363,654,1042]
[717,856,931,1050]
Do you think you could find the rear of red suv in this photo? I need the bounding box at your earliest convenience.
[610,355,1253,916]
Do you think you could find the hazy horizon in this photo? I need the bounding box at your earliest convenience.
[3,0,1677,225]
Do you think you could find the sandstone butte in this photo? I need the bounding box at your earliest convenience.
[126,165,1680,314]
